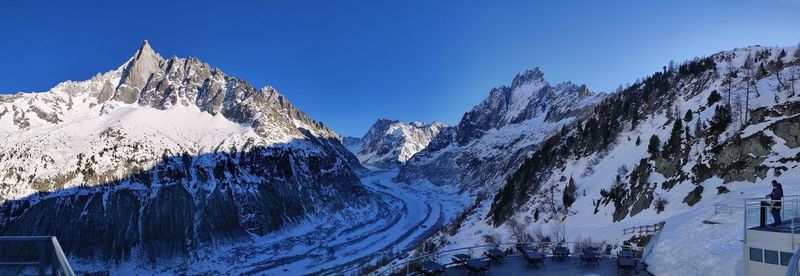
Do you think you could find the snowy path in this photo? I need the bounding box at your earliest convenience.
[211,169,467,275]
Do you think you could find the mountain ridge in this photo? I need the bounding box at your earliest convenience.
[397,67,603,192]
[0,41,371,264]
[345,119,445,169]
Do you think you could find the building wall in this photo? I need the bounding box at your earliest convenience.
[745,230,795,276]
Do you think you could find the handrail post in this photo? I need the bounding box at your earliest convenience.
[744,199,748,244]
[50,236,74,276]
[793,199,797,251]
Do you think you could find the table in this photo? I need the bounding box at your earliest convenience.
[485,248,506,263]
[522,250,545,268]
[465,258,488,275]
[420,260,445,275]
[516,243,534,252]
[553,246,570,260]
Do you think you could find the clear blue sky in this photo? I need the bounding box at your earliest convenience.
[1,1,799,136]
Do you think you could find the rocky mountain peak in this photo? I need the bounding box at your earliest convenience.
[398,66,604,190]
[0,41,371,265]
[128,40,165,81]
[136,40,159,60]
[347,119,446,169]
[114,40,166,103]
[510,67,546,89]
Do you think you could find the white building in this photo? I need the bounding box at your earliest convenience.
[743,196,798,276]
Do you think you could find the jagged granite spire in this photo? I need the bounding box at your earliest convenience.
[510,67,546,89]
[114,40,166,104]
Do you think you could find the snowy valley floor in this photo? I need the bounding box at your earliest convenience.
[216,169,469,275]
[69,169,469,275]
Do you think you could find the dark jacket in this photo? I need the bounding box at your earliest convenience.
[768,186,784,207]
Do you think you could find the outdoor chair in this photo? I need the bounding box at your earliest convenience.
[465,258,489,275]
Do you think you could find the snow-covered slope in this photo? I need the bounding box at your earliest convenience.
[397,68,604,192]
[346,119,445,169]
[0,41,369,264]
[423,45,800,276]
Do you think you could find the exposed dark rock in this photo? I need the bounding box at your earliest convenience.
[683,186,704,206]
[654,156,679,178]
[710,132,773,183]
[0,144,370,261]
[770,116,800,148]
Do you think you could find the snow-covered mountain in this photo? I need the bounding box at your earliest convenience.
[397,68,604,192]
[0,41,370,262]
[345,119,445,169]
[420,45,800,276]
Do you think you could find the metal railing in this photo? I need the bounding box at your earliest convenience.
[0,236,75,276]
[642,222,666,260]
[622,221,665,235]
[714,203,742,215]
[744,196,800,249]
[372,241,645,276]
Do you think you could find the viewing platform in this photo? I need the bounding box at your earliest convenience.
[744,196,800,276]
[374,242,654,275]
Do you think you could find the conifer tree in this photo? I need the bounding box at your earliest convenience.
[709,105,733,135]
[775,49,788,90]
[563,177,577,208]
[648,135,661,155]
[707,90,721,106]
[694,119,705,138]
[664,118,683,157]
[684,126,692,141]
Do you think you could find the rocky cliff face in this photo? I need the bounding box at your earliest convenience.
[397,68,603,192]
[0,41,370,262]
[346,119,445,169]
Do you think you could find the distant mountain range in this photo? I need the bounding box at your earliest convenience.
[344,119,444,169]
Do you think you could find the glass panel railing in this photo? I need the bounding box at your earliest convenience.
[745,196,800,231]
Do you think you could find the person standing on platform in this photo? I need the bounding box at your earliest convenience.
[766,180,784,227]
